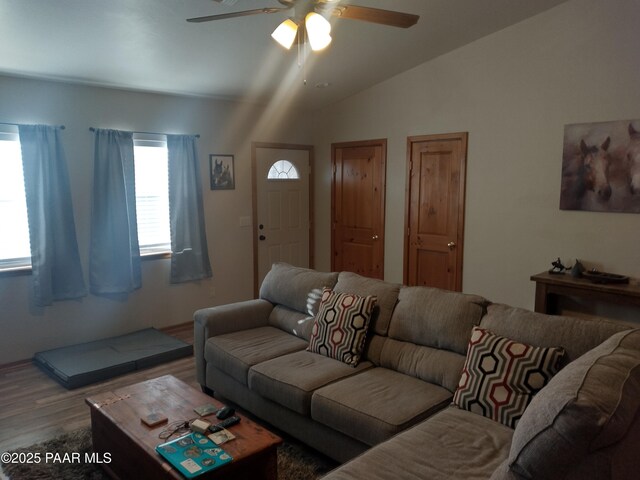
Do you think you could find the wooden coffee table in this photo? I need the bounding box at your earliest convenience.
[85,375,282,479]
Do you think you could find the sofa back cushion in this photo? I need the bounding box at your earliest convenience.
[389,286,487,354]
[260,262,339,316]
[480,304,631,366]
[507,329,640,480]
[333,272,401,336]
[268,305,315,341]
[379,339,466,393]
[377,286,486,392]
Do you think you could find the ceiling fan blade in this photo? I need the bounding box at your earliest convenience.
[321,4,419,28]
[187,7,291,23]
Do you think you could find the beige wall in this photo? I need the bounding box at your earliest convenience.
[0,76,312,364]
[313,0,640,310]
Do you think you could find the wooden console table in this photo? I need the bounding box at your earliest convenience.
[531,271,640,315]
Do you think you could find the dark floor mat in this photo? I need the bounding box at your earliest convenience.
[33,328,192,389]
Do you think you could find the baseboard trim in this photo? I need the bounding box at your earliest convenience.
[0,358,33,371]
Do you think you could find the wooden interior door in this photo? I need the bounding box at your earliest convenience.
[332,140,386,279]
[404,133,467,291]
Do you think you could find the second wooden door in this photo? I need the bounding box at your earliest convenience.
[332,140,386,279]
[404,133,467,291]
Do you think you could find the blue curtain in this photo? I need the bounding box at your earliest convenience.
[18,125,86,306]
[167,135,212,283]
[89,129,141,294]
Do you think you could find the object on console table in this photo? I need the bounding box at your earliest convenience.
[570,260,585,278]
[549,257,568,274]
[582,270,630,284]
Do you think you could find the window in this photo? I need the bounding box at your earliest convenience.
[267,159,300,180]
[0,126,31,270]
[133,135,171,255]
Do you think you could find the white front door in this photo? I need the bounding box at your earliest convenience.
[254,146,311,292]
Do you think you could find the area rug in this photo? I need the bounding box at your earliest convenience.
[2,428,337,480]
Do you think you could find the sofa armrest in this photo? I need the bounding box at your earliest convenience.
[193,299,274,386]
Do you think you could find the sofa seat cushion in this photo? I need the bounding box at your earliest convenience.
[507,328,640,480]
[322,406,514,480]
[204,326,308,386]
[311,367,452,446]
[248,350,373,415]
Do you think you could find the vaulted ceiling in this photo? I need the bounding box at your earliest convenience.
[0,0,568,109]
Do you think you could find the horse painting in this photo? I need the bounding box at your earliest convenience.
[209,156,234,190]
[560,119,640,213]
[627,123,640,195]
[560,137,612,209]
[582,137,612,200]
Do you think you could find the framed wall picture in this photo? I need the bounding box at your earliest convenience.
[560,119,640,213]
[209,154,235,190]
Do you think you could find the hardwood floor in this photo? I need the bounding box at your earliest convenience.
[0,323,197,455]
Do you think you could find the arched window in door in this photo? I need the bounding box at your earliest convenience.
[267,159,299,180]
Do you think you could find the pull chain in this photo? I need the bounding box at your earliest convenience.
[297,26,302,68]
[304,26,307,85]
[296,25,307,86]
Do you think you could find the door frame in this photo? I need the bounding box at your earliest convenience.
[403,132,468,290]
[252,142,315,297]
[331,139,387,278]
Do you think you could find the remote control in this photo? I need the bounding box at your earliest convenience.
[209,415,241,433]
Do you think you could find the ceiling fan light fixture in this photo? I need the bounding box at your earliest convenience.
[305,12,332,51]
[271,18,299,50]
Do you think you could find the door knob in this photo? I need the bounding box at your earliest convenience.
[259,235,266,241]
[372,235,379,240]
[447,241,456,250]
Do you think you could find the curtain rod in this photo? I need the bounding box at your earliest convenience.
[0,121,65,129]
[89,127,199,138]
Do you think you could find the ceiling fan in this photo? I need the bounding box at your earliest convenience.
[187,0,419,52]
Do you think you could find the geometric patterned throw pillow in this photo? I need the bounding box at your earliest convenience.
[307,288,377,367]
[453,327,565,428]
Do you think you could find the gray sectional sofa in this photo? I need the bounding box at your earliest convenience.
[193,263,640,479]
